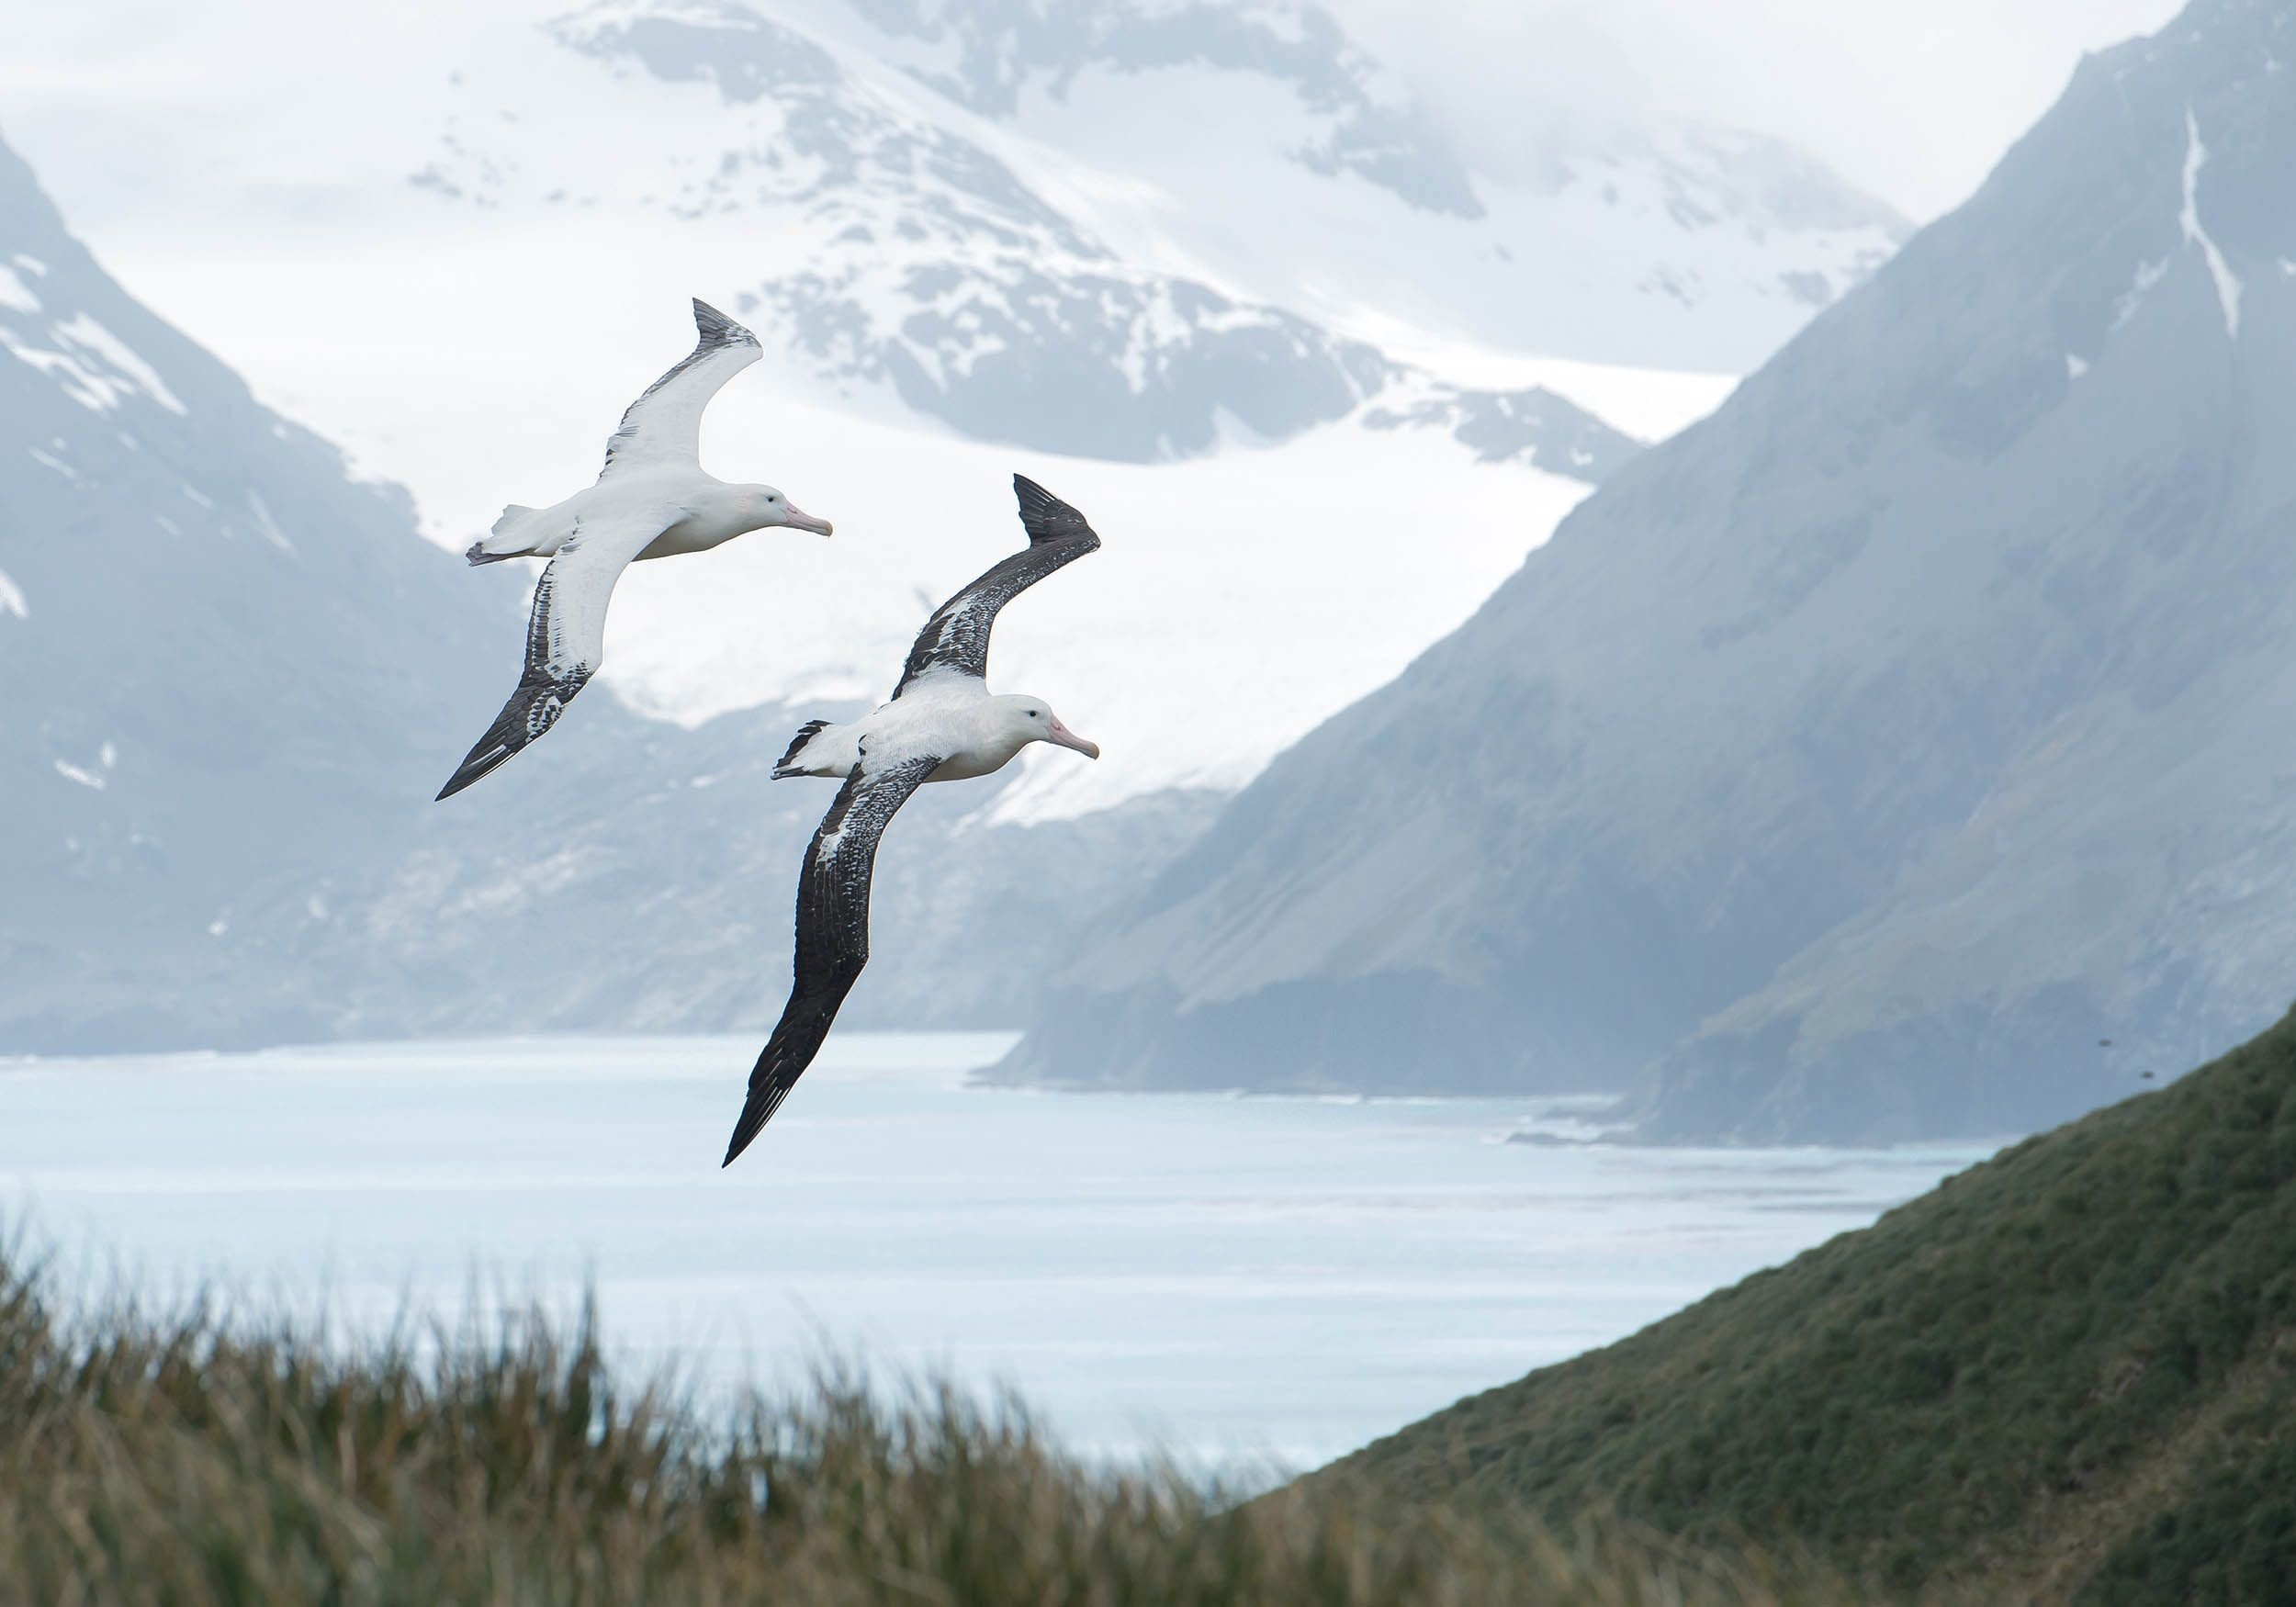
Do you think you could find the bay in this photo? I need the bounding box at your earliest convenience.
[0,1033,1994,1470]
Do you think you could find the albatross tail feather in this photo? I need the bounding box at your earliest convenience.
[467,504,553,565]
[773,719,833,778]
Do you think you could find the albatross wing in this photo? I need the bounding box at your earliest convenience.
[597,298,762,481]
[434,502,678,800]
[723,748,940,1164]
[889,475,1100,699]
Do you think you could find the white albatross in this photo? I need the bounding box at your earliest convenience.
[721,474,1103,1166]
[434,298,832,801]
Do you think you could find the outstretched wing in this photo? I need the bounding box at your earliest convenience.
[890,474,1099,699]
[598,298,761,481]
[434,505,676,800]
[722,749,940,1165]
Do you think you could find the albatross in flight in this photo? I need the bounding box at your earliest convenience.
[434,298,832,801]
[721,474,1103,1165]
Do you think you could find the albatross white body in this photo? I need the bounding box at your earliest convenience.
[778,682,1098,784]
[478,476,807,566]
[722,476,1104,1167]
[434,298,831,801]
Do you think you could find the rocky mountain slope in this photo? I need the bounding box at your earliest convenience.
[1001,0,2296,1142]
[0,130,496,1048]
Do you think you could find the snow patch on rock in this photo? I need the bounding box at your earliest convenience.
[2178,107,2242,340]
[54,314,189,415]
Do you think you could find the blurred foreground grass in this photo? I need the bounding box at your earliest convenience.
[0,1234,1851,1605]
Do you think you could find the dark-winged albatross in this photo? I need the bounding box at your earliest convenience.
[721,475,1102,1165]
[434,298,832,801]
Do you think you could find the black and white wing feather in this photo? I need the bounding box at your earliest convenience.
[598,298,761,481]
[890,475,1099,698]
[722,749,940,1165]
[434,506,677,800]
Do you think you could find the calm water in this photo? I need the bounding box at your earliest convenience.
[0,1033,1994,1468]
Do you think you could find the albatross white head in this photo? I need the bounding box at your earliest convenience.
[737,484,834,537]
[993,694,1099,761]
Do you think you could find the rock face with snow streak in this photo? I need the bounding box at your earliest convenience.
[1000,0,2296,1143]
[0,130,1212,1052]
[414,0,1900,458]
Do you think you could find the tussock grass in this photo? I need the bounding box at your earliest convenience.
[0,1236,1845,1605]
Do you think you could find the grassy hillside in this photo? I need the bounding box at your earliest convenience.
[1322,1006,2296,1601]
[0,1237,1847,1605]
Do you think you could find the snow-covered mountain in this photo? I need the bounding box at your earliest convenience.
[998,0,2296,1143]
[0,128,1210,1052]
[364,0,1898,821]
[420,0,1902,455]
[829,0,1908,370]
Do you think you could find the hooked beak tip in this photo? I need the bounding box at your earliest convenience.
[1046,720,1099,759]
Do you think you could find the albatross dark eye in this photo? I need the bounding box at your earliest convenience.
[1028,709,1041,718]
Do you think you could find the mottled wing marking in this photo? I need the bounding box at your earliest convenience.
[890,475,1101,699]
[598,298,762,480]
[433,508,676,800]
[722,751,940,1164]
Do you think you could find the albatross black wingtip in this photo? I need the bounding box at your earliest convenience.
[721,1108,765,1169]
[1011,474,1097,546]
[433,743,510,802]
[691,297,756,348]
[433,671,591,803]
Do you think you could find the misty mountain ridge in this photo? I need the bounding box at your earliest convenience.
[411,0,1901,465]
[999,0,2296,1144]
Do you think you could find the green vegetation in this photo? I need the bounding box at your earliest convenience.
[1324,1006,2296,1601]
[0,1237,1840,1605]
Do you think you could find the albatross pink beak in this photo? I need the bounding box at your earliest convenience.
[1045,717,1100,759]
[783,502,833,537]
